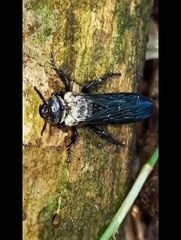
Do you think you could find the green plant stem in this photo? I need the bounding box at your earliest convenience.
[99,147,159,240]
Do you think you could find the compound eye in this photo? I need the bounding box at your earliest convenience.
[44,107,48,113]
[42,106,48,115]
[39,104,49,119]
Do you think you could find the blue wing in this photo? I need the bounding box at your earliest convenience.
[81,93,153,125]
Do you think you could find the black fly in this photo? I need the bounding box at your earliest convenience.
[34,52,153,162]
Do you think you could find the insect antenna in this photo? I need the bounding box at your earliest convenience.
[34,86,48,135]
[34,86,47,104]
[41,121,47,136]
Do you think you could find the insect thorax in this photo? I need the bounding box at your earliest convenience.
[63,92,92,126]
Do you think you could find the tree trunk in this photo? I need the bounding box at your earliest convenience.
[23,0,153,239]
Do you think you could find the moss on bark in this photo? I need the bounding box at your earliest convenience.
[23,0,153,239]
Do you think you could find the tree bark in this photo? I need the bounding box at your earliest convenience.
[23,0,153,239]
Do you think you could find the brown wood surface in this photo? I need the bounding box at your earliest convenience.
[23,0,153,239]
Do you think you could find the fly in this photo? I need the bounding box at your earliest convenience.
[34,52,153,162]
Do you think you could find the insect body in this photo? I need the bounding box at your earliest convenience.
[34,53,153,162]
[38,92,152,127]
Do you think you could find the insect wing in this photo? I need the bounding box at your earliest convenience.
[82,93,153,124]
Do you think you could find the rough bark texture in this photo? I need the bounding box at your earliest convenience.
[23,0,153,239]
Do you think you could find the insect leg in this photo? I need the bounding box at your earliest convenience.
[66,126,78,163]
[81,72,121,93]
[88,125,122,147]
[50,52,71,92]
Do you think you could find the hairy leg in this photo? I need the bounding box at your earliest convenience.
[88,125,122,146]
[81,72,121,93]
[66,126,78,163]
[50,52,71,92]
